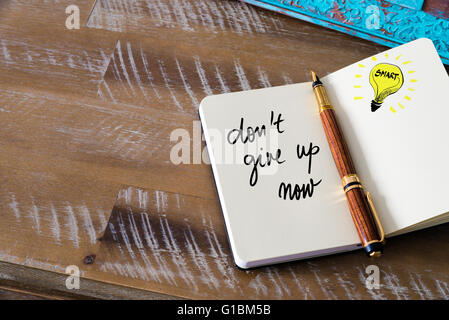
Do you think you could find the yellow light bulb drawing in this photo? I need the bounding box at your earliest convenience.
[369,63,404,112]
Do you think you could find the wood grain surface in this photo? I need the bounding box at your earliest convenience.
[0,0,448,299]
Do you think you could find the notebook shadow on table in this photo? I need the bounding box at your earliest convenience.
[93,184,449,299]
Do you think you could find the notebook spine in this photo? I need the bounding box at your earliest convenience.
[320,109,382,250]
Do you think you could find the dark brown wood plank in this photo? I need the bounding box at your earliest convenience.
[0,260,176,299]
[87,185,449,299]
[0,287,46,300]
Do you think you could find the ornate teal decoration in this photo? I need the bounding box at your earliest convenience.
[242,0,449,64]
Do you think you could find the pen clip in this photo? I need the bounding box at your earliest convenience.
[366,192,386,244]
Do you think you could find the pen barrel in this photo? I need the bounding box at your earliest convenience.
[319,109,381,249]
[319,109,355,177]
[345,186,381,248]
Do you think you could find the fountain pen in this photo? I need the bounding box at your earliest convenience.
[310,71,386,257]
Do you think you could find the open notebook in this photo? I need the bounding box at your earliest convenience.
[199,38,449,269]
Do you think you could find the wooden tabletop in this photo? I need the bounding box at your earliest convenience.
[0,0,448,300]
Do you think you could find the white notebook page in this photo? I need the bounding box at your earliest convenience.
[199,38,449,268]
[324,38,449,235]
[200,83,360,268]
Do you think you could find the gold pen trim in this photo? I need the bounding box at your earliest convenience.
[342,174,360,186]
[366,192,386,245]
[344,184,363,193]
[342,174,362,193]
[319,105,333,113]
[341,174,386,248]
[313,85,333,113]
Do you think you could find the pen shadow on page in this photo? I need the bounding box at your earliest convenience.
[321,82,396,235]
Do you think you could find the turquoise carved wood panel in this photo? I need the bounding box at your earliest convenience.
[241,0,449,64]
